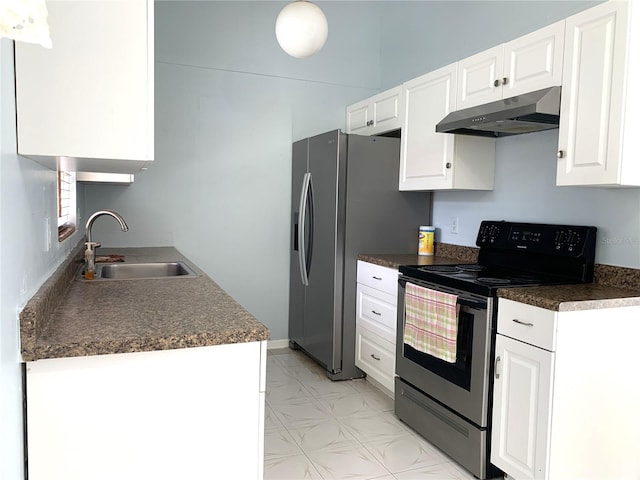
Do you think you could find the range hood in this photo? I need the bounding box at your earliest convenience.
[436,86,561,137]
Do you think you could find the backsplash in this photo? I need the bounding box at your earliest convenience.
[593,265,640,290]
[432,130,640,269]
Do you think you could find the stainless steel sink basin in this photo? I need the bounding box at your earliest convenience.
[84,262,197,280]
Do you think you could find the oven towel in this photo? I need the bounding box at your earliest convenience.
[404,283,459,363]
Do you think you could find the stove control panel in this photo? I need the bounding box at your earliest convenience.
[476,221,597,257]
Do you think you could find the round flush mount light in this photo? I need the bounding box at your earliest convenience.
[275,1,328,58]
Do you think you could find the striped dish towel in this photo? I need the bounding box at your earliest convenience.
[404,283,459,363]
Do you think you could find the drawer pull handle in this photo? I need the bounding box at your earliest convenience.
[495,355,501,379]
[370,354,381,361]
[512,319,534,327]
[371,310,382,316]
[372,276,382,280]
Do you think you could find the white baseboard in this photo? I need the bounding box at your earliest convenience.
[267,339,290,350]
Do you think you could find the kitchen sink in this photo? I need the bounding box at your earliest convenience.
[80,262,198,280]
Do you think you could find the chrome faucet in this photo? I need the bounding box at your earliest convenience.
[84,210,129,278]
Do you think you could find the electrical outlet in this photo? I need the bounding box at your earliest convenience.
[450,216,459,234]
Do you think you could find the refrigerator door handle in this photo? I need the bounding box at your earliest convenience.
[297,172,311,286]
[306,173,314,280]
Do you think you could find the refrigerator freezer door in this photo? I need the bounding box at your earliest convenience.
[289,138,309,348]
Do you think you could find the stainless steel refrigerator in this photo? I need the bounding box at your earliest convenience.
[289,129,431,380]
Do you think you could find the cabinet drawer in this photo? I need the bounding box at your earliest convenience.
[498,298,558,351]
[357,261,398,295]
[356,284,396,341]
[355,326,396,393]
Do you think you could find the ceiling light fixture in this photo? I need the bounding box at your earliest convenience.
[275,0,328,58]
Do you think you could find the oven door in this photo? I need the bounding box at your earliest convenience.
[396,276,496,428]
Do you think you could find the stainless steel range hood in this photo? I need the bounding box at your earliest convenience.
[436,86,561,137]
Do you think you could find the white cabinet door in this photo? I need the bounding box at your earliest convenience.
[15,0,154,174]
[346,99,371,134]
[457,21,564,110]
[504,21,565,99]
[556,1,635,186]
[400,63,495,191]
[370,86,403,134]
[457,45,504,110]
[346,86,402,135]
[491,334,554,480]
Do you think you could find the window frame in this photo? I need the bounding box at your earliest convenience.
[57,169,77,242]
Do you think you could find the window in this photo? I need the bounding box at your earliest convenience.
[57,169,76,241]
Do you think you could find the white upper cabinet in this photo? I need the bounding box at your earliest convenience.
[456,45,504,110]
[457,21,565,110]
[15,0,154,175]
[557,0,639,187]
[346,86,403,135]
[399,64,495,191]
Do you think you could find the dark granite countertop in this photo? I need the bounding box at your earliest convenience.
[497,284,640,311]
[357,253,464,270]
[357,243,480,270]
[359,244,640,312]
[20,245,270,362]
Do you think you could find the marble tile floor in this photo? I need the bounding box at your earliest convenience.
[264,348,477,480]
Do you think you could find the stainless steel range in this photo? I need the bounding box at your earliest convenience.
[395,220,597,479]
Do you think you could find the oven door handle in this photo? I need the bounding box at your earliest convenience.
[399,279,487,310]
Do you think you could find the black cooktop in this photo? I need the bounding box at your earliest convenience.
[399,262,579,296]
[400,221,598,297]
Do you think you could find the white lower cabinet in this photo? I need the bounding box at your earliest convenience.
[491,299,640,479]
[355,261,398,393]
[27,341,267,480]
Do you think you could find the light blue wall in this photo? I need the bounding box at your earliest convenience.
[0,40,86,480]
[433,130,640,267]
[85,1,385,341]
[86,0,638,349]
[378,1,601,89]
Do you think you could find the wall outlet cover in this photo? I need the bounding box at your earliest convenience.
[450,217,459,234]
